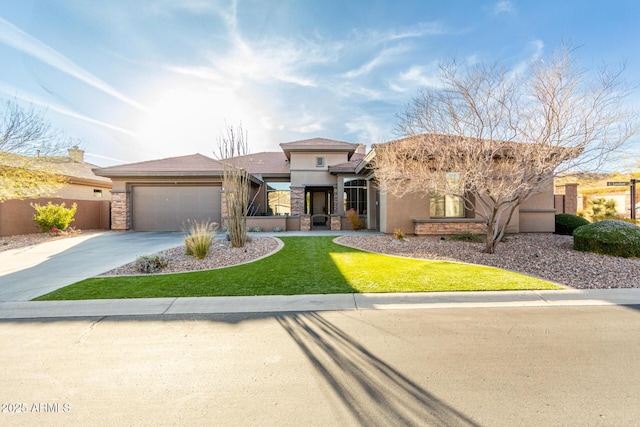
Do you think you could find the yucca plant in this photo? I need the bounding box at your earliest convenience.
[184,220,218,260]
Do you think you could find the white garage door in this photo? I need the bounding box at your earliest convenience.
[132,186,221,231]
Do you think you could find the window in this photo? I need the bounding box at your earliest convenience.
[266,182,290,215]
[344,178,367,214]
[429,172,465,217]
[316,157,324,167]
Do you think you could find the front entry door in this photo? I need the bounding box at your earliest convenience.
[307,189,332,228]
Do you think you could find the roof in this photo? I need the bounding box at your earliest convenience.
[93,153,226,178]
[230,152,290,175]
[0,152,111,187]
[279,137,360,160]
[328,153,366,174]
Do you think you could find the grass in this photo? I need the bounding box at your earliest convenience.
[34,236,561,300]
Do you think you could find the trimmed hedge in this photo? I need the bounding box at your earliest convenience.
[573,220,640,258]
[555,214,590,235]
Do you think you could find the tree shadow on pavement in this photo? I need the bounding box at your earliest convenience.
[277,312,480,427]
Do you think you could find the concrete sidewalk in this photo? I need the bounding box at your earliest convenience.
[1,288,639,319]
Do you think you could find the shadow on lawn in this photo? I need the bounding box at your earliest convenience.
[277,312,480,427]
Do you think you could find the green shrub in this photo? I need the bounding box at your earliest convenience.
[450,231,484,242]
[183,220,218,260]
[573,220,640,258]
[134,254,168,273]
[32,202,77,232]
[273,226,283,232]
[346,209,364,230]
[555,214,590,235]
[252,226,263,232]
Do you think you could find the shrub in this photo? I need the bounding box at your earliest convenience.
[32,202,77,232]
[134,254,168,273]
[245,226,253,232]
[393,228,405,240]
[581,198,620,222]
[573,220,640,258]
[346,208,364,230]
[555,214,590,235]
[219,226,228,233]
[273,226,283,232]
[252,226,263,232]
[183,220,218,260]
[450,231,484,242]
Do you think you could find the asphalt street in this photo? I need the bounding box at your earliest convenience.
[1,305,639,426]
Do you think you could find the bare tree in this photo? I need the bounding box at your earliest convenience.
[0,99,73,202]
[374,47,637,253]
[217,124,250,248]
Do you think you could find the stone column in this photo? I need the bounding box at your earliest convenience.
[290,186,305,215]
[564,183,578,215]
[330,214,342,231]
[110,191,130,230]
[300,214,311,231]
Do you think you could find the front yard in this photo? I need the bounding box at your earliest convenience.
[34,236,561,301]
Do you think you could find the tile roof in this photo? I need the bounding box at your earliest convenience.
[280,137,357,147]
[230,152,290,174]
[328,153,366,172]
[94,153,226,176]
[0,152,111,186]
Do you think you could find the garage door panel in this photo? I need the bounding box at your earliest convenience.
[132,186,221,231]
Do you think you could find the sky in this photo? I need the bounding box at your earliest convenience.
[0,0,639,168]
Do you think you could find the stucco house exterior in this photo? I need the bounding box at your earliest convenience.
[94,136,557,235]
[0,147,112,236]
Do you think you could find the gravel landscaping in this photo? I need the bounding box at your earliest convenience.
[101,237,280,276]
[337,234,640,289]
[0,230,104,252]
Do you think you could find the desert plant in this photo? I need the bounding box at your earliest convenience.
[573,220,640,258]
[393,228,405,240]
[252,226,263,232]
[134,254,169,274]
[555,214,590,235]
[183,220,218,260]
[581,198,620,222]
[346,208,364,230]
[450,231,484,242]
[245,226,253,232]
[273,226,283,232]
[31,202,77,232]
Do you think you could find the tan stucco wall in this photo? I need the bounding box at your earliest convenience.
[289,152,347,187]
[519,180,556,233]
[379,191,429,234]
[53,182,112,201]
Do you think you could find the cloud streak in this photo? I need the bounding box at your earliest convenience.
[0,82,139,137]
[0,16,147,112]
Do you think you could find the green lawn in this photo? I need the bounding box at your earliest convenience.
[34,236,561,300]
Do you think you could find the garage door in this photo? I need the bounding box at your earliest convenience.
[132,186,221,231]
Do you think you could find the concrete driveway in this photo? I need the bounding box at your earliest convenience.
[0,232,185,302]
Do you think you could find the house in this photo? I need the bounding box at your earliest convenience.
[93,136,556,234]
[0,147,112,236]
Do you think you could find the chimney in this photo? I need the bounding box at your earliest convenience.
[356,144,367,155]
[68,146,84,162]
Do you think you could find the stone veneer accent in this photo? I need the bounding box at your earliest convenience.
[110,191,130,230]
[290,186,305,215]
[414,219,486,235]
[330,214,342,231]
[300,214,311,231]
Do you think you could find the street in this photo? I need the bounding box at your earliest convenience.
[1,305,639,426]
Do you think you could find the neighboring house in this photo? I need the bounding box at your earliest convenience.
[94,136,556,234]
[0,147,112,236]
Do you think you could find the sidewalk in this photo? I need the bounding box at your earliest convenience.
[1,289,639,319]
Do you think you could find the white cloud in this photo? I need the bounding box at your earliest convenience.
[0,17,147,112]
[390,63,441,92]
[345,115,390,144]
[343,45,408,78]
[493,1,515,14]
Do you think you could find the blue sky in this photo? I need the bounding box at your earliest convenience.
[0,0,639,167]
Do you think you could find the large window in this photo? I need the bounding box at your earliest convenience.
[266,182,290,215]
[430,172,465,217]
[344,178,367,214]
